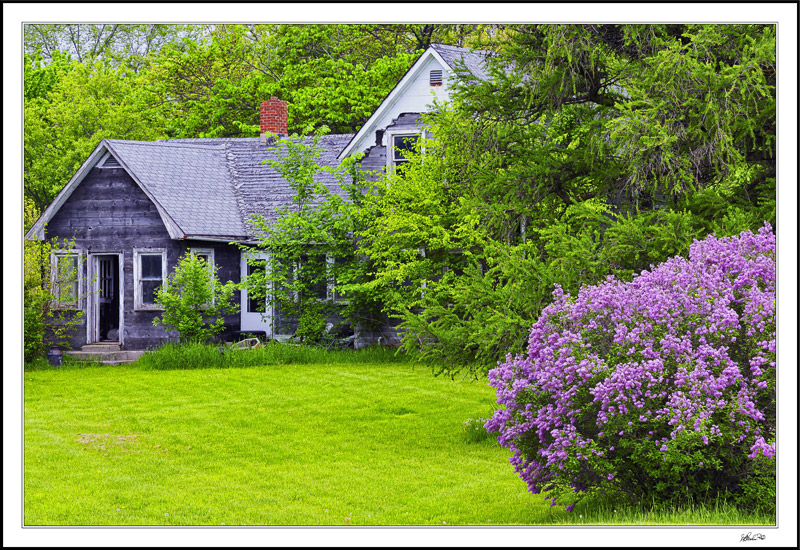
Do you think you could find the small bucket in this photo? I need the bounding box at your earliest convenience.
[47,349,63,367]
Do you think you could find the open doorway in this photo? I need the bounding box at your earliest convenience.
[89,254,122,344]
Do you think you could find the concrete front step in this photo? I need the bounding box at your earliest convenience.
[81,343,122,353]
[65,350,144,364]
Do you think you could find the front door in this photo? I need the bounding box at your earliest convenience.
[240,251,272,337]
[88,254,123,344]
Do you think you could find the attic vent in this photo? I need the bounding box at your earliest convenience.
[99,153,121,168]
[429,69,443,86]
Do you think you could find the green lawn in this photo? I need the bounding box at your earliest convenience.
[23,360,775,527]
[24,362,548,526]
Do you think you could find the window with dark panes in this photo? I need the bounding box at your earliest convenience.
[140,254,162,305]
[391,134,419,171]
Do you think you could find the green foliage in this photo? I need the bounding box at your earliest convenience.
[146,24,491,137]
[242,130,383,342]
[293,302,328,345]
[358,25,776,374]
[24,59,167,211]
[23,24,199,70]
[136,340,408,370]
[24,226,84,362]
[24,50,73,101]
[153,252,238,343]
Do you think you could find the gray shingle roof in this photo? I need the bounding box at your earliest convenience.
[430,43,493,83]
[104,134,354,241]
[225,135,354,236]
[106,139,246,239]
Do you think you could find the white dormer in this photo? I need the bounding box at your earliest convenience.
[338,47,456,160]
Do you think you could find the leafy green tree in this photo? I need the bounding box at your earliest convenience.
[24,204,84,362]
[153,252,239,343]
[454,24,775,216]
[23,24,200,71]
[147,24,496,137]
[24,50,74,101]
[24,59,168,211]
[242,130,383,344]
[352,24,776,374]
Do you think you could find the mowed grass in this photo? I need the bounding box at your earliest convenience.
[24,362,548,526]
[23,358,775,527]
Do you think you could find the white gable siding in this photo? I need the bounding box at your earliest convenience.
[341,52,454,159]
[370,56,450,148]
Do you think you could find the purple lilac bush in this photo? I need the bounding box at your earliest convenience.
[486,225,776,510]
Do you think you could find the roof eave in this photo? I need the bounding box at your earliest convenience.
[182,234,251,243]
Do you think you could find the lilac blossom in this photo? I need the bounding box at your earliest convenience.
[486,226,776,507]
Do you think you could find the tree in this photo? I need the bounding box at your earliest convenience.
[24,58,169,211]
[147,24,497,137]
[242,130,383,344]
[23,24,201,71]
[153,253,239,343]
[452,24,776,215]
[351,24,776,374]
[24,204,84,362]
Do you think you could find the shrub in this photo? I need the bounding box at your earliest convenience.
[486,225,776,511]
[153,252,238,343]
[24,233,84,362]
[293,302,328,345]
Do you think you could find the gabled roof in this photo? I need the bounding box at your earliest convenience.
[107,139,246,239]
[337,43,491,161]
[26,135,354,242]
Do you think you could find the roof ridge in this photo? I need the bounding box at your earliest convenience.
[430,42,493,54]
[110,139,227,150]
[223,142,252,237]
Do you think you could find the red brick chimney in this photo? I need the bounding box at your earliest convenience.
[260,97,288,144]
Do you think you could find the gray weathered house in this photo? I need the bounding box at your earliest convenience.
[25,44,489,350]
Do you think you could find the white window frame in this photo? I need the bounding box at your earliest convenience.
[385,129,424,171]
[51,249,83,310]
[189,247,216,305]
[189,247,215,269]
[133,248,167,311]
[326,254,350,304]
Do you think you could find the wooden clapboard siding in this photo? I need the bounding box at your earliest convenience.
[358,113,422,181]
[45,166,242,350]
